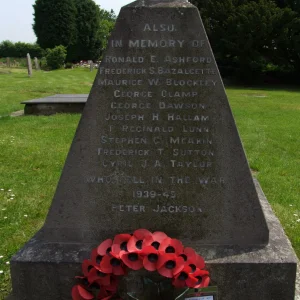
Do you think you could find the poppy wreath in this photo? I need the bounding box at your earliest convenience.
[72,229,210,300]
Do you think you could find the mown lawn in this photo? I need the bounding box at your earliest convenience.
[0,67,95,116]
[228,86,300,252]
[0,68,299,299]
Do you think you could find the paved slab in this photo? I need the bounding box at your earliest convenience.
[21,94,88,115]
[21,94,88,104]
[10,110,24,117]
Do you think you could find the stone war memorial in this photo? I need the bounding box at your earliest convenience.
[9,0,297,299]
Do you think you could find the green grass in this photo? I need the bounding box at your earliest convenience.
[0,68,300,298]
[0,68,93,298]
[227,86,300,253]
[0,57,28,68]
[0,67,95,116]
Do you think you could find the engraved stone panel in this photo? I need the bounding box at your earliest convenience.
[39,0,268,246]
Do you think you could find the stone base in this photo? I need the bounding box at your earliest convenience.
[24,103,85,115]
[21,94,88,115]
[8,180,297,300]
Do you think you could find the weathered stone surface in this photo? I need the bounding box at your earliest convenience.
[10,110,24,117]
[21,94,89,103]
[21,94,88,115]
[26,53,32,77]
[8,0,297,299]
[89,60,94,72]
[34,57,40,70]
[6,57,10,68]
[23,103,85,115]
[8,181,297,300]
[37,0,268,246]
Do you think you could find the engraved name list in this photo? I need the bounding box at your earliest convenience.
[87,22,225,215]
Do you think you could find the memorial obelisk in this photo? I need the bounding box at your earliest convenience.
[9,1,296,299]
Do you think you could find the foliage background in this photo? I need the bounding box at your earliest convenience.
[0,41,44,58]
[0,0,116,66]
[190,0,300,83]
[32,0,116,62]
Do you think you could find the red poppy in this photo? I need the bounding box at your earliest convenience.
[96,287,112,300]
[97,239,113,256]
[105,275,119,292]
[91,248,104,266]
[82,260,95,277]
[72,285,94,300]
[120,250,143,270]
[172,266,198,288]
[140,245,160,271]
[73,230,209,300]
[179,247,196,263]
[98,295,121,300]
[96,277,119,299]
[99,297,112,300]
[156,253,185,278]
[143,231,168,250]
[196,254,205,270]
[179,247,205,273]
[192,269,210,288]
[159,238,184,255]
[127,229,152,252]
[87,267,111,286]
[133,229,152,240]
[100,254,125,275]
[112,233,131,254]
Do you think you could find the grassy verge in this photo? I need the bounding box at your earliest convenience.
[228,86,300,253]
[0,67,96,116]
[0,69,299,298]
[0,114,80,298]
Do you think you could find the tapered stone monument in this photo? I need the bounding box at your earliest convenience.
[34,57,40,70]
[9,1,297,299]
[89,60,94,72]
[26,53,32,77]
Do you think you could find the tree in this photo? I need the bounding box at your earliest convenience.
[99,8,116,56]
[45,45,67,69]
[190,0,300,81]
[272,8,300,71]
[0,40,15,57]
[0,41,44,58]
[274,0,300,13]
[14,42,45,58]
[33,0,77,49]
[223,0,279,79]
[67,0,102,62]
[33,0,116,62]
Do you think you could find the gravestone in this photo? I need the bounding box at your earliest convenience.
[89,60,94,71]
[26,53,32,77]
[6,57,10,68]
[9,0,297,299]
[34,57,40,70]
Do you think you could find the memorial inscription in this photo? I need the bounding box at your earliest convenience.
[37,1,269,246]
[93,21,218,217]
